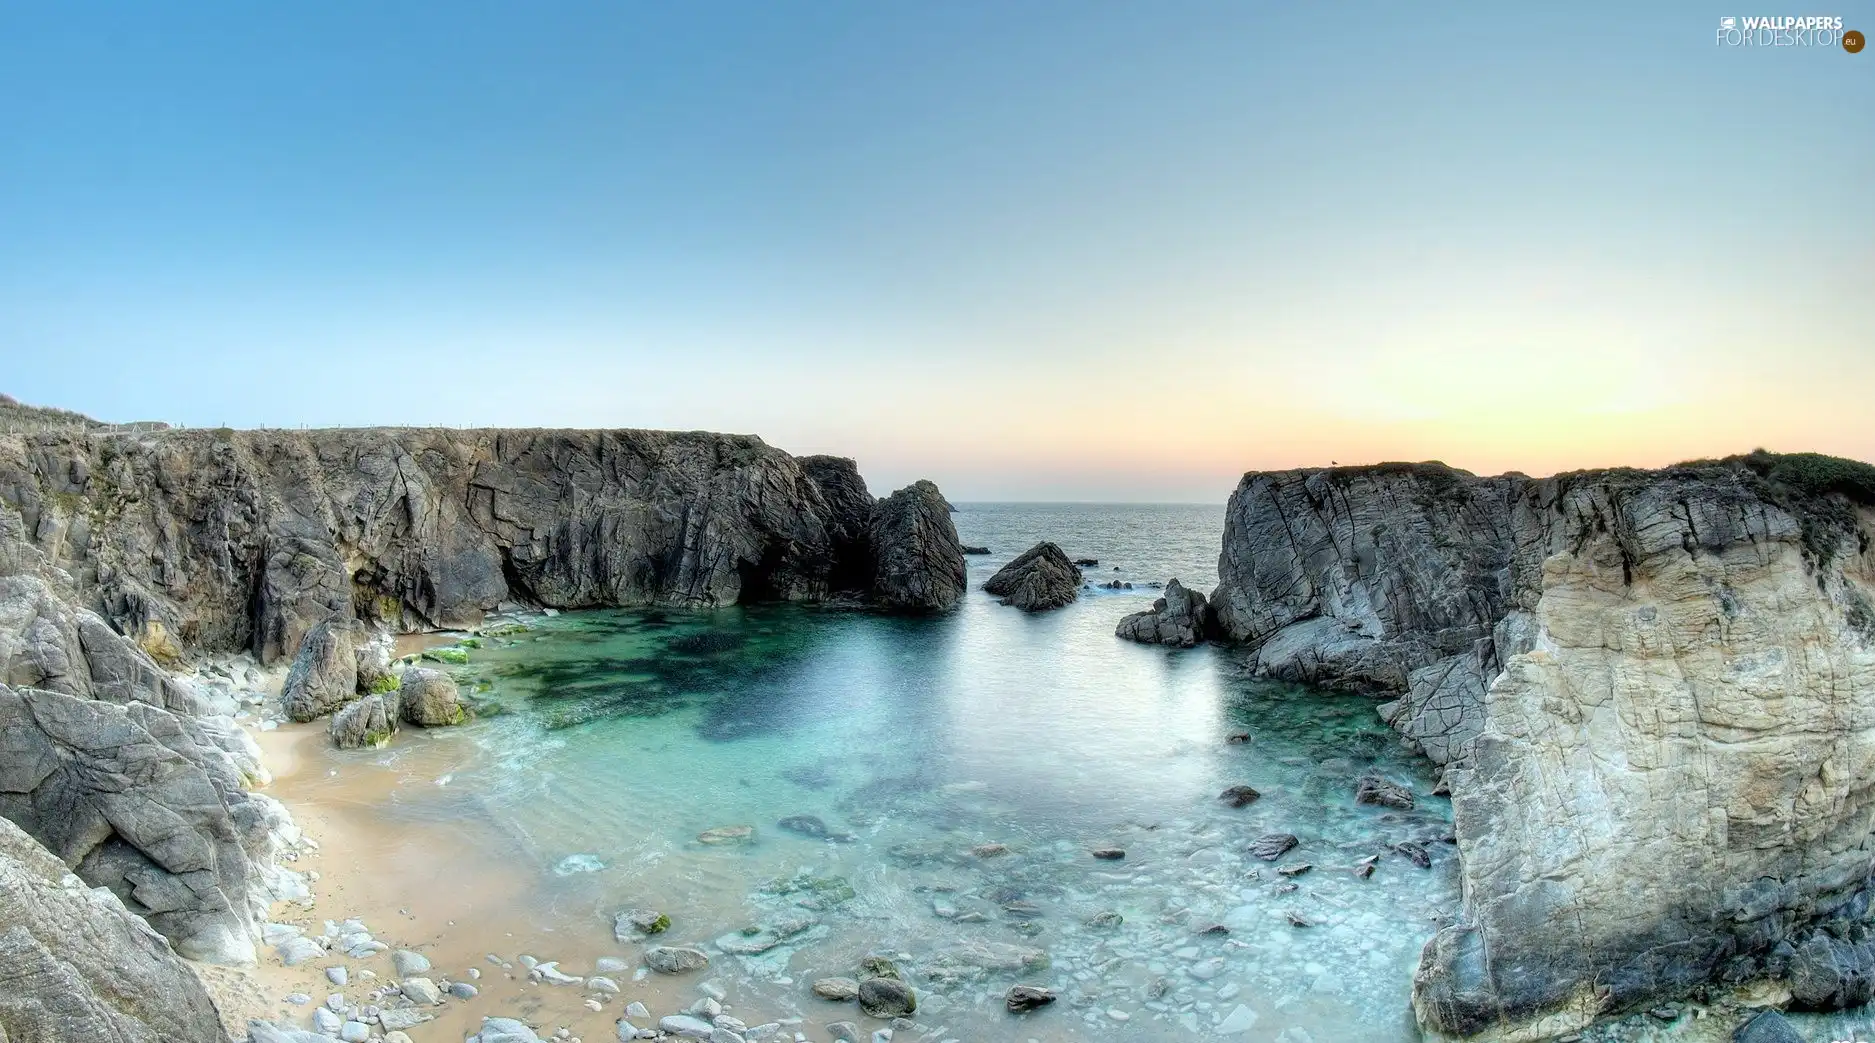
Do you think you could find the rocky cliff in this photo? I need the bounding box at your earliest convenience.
[1209,452,1875,1037]
[0,411,963,985]
[0,425,965,669]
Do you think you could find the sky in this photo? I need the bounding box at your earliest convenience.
[2,3,1870,502]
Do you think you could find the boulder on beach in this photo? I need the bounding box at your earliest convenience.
[282,618,358,722]
[330,693,399,748]
[982,542,1081,612]
[398,667,464,727]
[1114,578,1213,647]
[857,976,917,1018]
[643,945,711,974]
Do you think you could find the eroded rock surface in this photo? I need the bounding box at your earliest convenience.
[981,541,1081,612]
[1115,577,1211,646]
[868,480,966,613]
[0,816,231,1042]
[0,427,965,668]
[1213,455,1875,1036]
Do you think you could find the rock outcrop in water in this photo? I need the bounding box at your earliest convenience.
[868,480,967,613]
[0,815,232,1042]
[1210,453,1875,1037]
[0,425,966,667]
[1115,578,1211,646]
[982,541,1081,612]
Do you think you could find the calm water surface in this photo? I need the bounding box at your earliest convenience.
[348,504,1465,1041]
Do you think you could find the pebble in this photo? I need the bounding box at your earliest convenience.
[312,1008,342,1035]
[659,1014,716,1039]
[325,966,348,986]
[286,993,311,1005]
[595,957,629,974]
[587,976,621,994]
[393,950,432,976]
[340,1022,371,1043]
[451,981,480,999]
[625,1002,650,1018]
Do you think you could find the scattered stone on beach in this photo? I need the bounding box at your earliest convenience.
[470,1017,543,1043]
[697,825,755,845]
[1090,847,1125,860]
[1218,785,1261,808]
[391,950,431,976]
[982,542,1081,612]
[644,946,711,974]
[857,976,917,1018]
[1355,854,1379,878]
[614,908,671,940]
[1277,862,1313,877]
[277,936,325,966]
[1005,985,1057,1013]
[812,977,860,1001]
[824,1022,859,1043]
[859,955,902,980]
[658,1014,716,1039]
[325,965,348,986]
[1248,833,1299,860]
[398,667,465,727]
[1355,773,1415,810]
[777,815,855,842]
[401,977,442,1005]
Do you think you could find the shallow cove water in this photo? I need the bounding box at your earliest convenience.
[301,505,1465,1040]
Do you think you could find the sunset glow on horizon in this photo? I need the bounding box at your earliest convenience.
[3,3,1868,502]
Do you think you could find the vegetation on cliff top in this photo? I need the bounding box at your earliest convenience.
[1677,450,1875,568]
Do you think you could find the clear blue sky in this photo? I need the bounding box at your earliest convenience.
[3,3,1869,501]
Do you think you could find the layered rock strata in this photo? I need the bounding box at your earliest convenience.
[1115,577,1211,647]
[1208,455,1875,1037]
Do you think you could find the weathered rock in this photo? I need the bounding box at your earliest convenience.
[0,425,964,662]
[468,1017,543,1043]
[811,976,859,1001]
[0,815,232,1042]
[0,572,205,713]
[643,945,711,974]
[1090,847,1125,860]
[981,542,1080,612]
[1247,833,1298,860]
[856,976,916,1018]
[1114,578,1211,647]
[697,825,754,845]
[1218,785,1261,808]
[0,683,282,963]
[613,908,669,939]
[397,667,462,727]
[868,480,966,613]
[961,545,990,555]
[352,628,395,693]
[1354,774,1414,810]
[329,693,399,749]
[281,619,357,722]
[1213,457,1875,1036]
[1005,985,1056,1013]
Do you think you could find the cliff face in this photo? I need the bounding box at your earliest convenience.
[0,426,964,667]
[0,418,963,979]
[1211,456,1875,1036]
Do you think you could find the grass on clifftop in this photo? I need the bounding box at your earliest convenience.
[1680,449,1875,567]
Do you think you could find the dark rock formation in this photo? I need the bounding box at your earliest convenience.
[0,427,965,668]
[982,542,1080,612]
[0,816,231,1042]
[1733,1010,1804,1043]
[1212,454,1875,1038]
[329,693,399,749]
[0,683,285,964]
[1005,985,1056,1012]
[1115,578,1211,647]
[868,480,966,613]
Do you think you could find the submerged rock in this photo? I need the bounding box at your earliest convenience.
[1114,578,1212,647]
[1733,1011,1804,1042]
[1354,774,1415,810]
[856,976,916,1018]
[1005,985,1056,1013]
[697,825,755,845]
[982,542,1081,612]
[777,814,854,842]
[962,545,990,555]
[1218,785,1262,808]
[1247,833,1299,860]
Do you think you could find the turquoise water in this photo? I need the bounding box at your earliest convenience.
[375,505,1461,1040]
